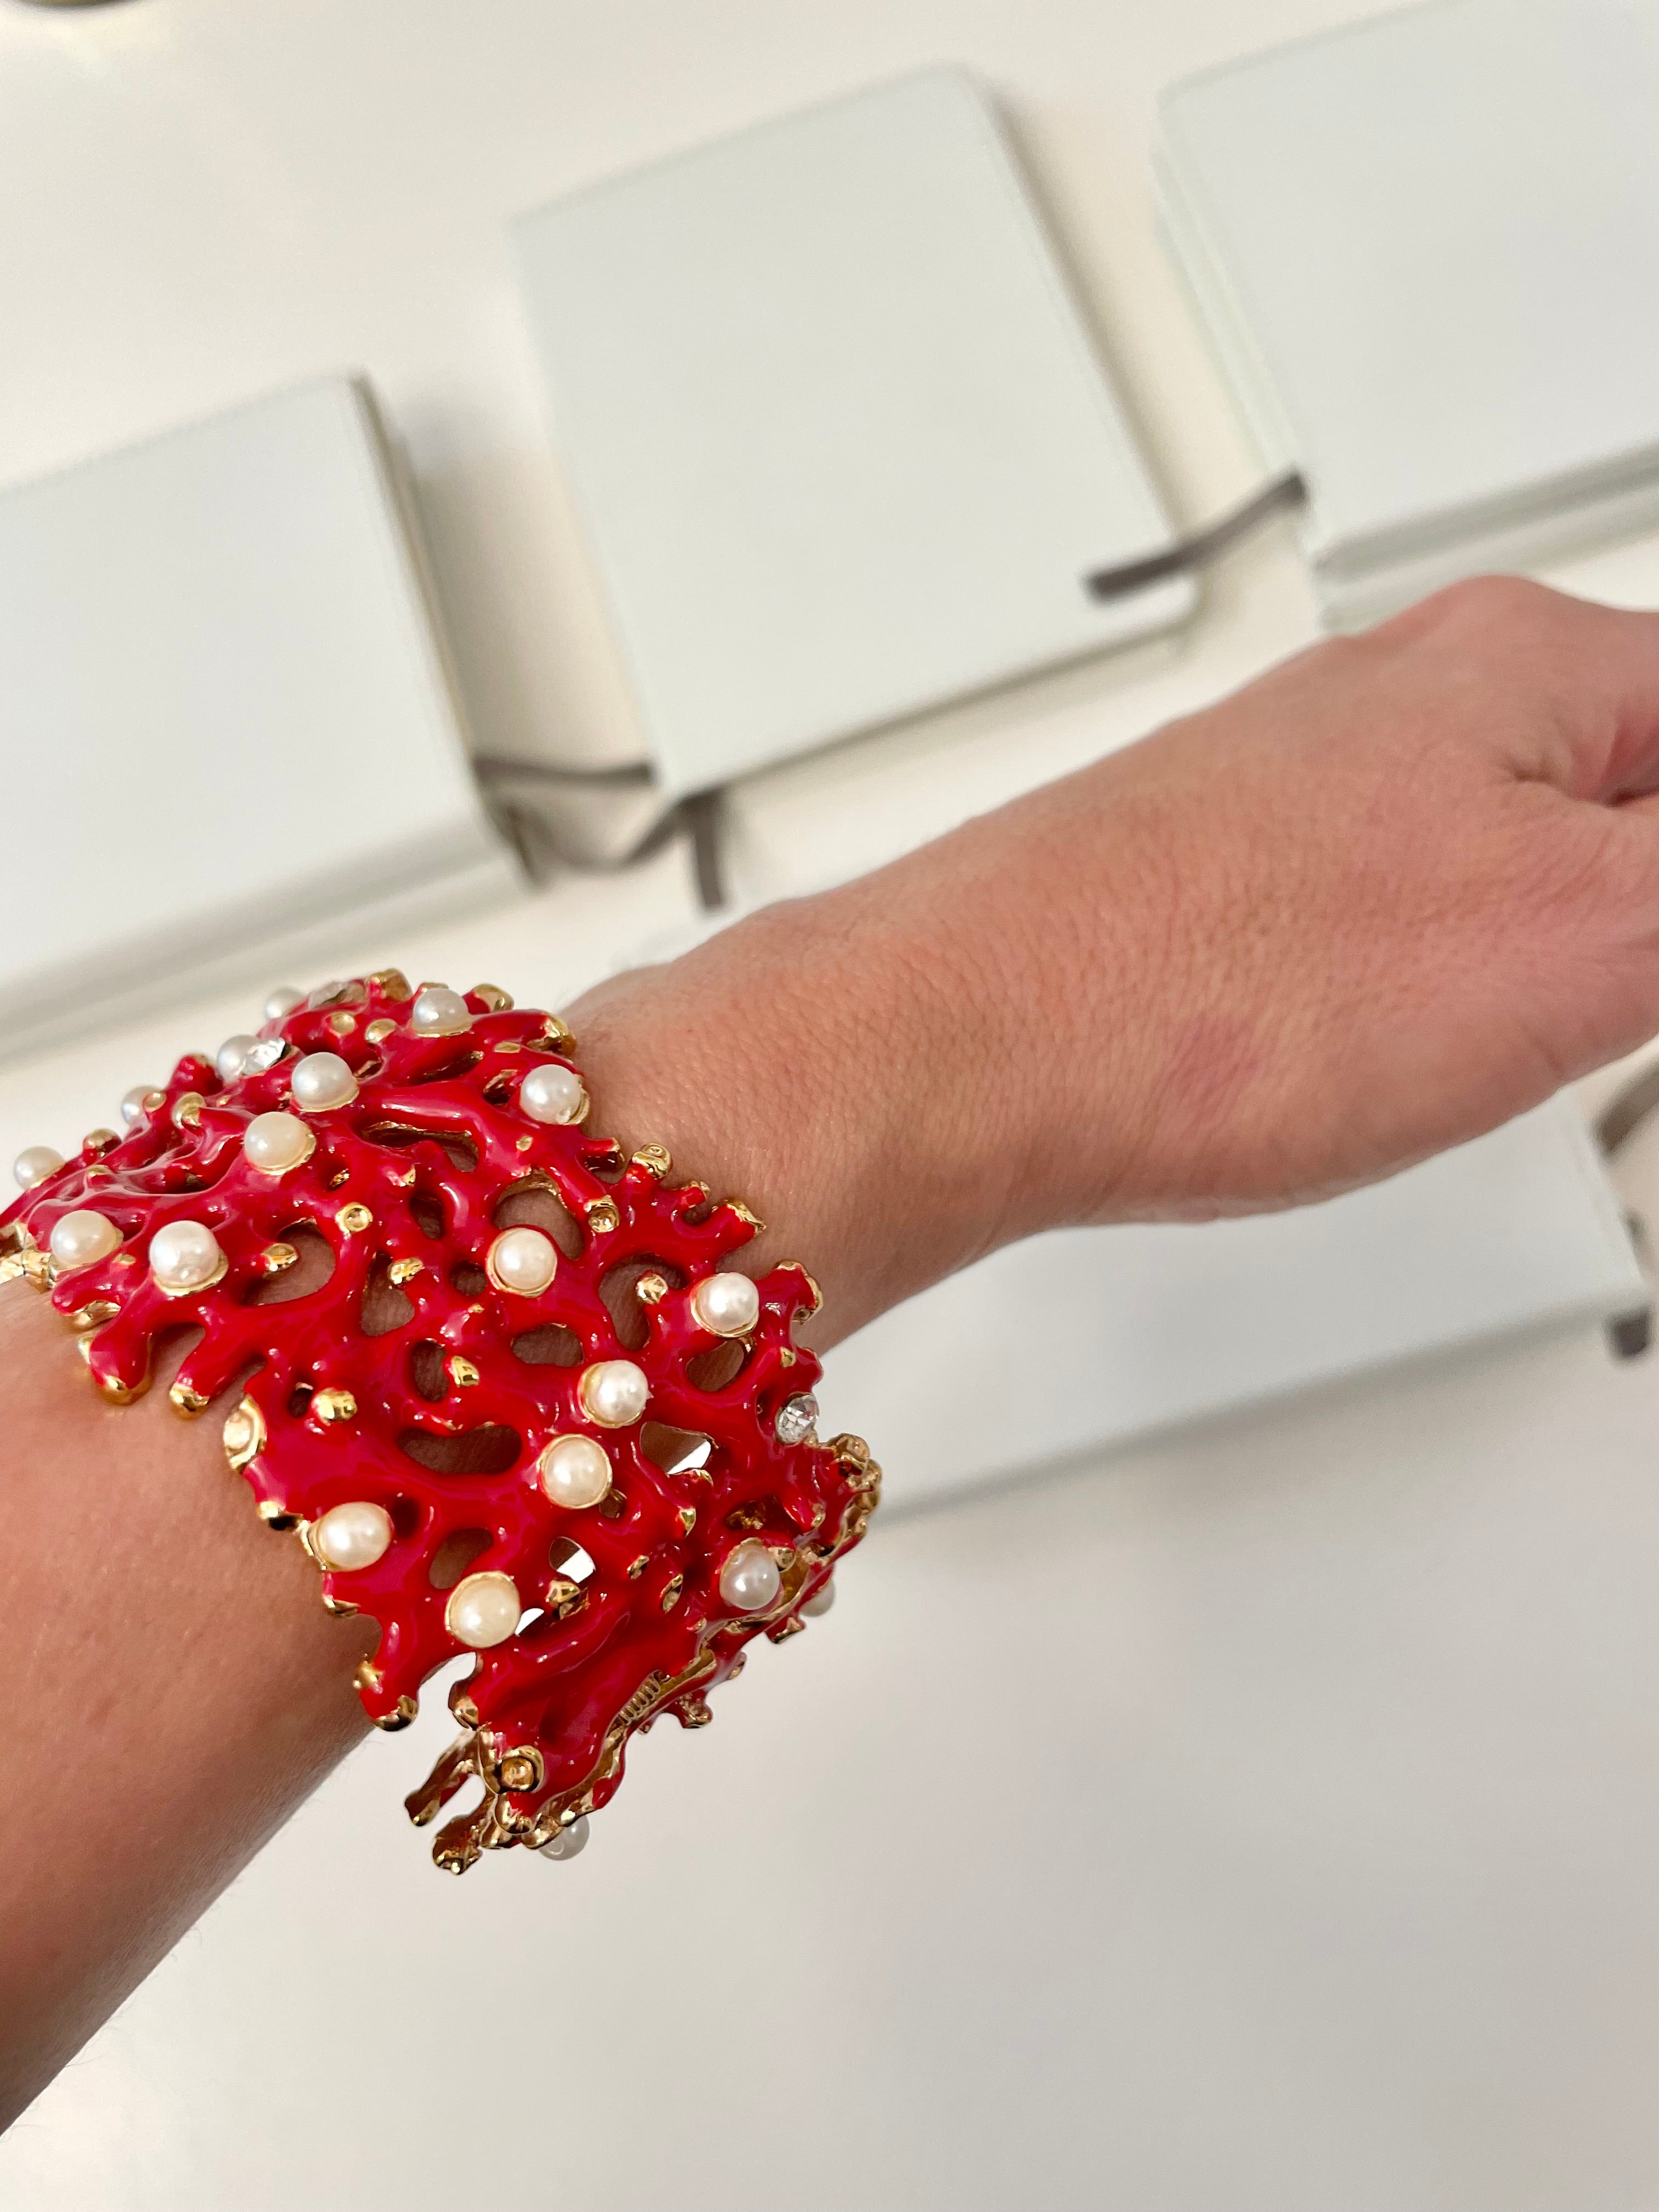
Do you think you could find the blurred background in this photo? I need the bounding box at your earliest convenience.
[0,3,1656,2208]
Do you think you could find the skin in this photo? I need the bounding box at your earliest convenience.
[4,577,1659,2124]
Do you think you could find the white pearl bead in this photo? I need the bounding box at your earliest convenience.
[538,1815,590,1863]
[579,1358,649,1428]
[519,1063,587,1125]
[148,1218,224,1293]
[410,985,471,1037]
[802,1578,836,1617]
[691,1271,760,1337]
[290,1052,358,1112]
[446,1570,521,1649]
[48,1210,122,1272]
[312,1500,394,1571]
[120,1086,155,1127]
[263,986,304,1021]
[720,1539,782,1613]
[538,1434,612,1509]
[241,1111,315,1175]
[12,1145,64,1190]
[487,1226,558,1296]
[216,1034,258,1082]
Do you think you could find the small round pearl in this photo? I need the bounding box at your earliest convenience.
[520,1063,586,1125]
[538,1434,612,1509]
[48,1210,122,1272]
[12,1145,64,1191]
[579,1358,649,1428]
[312,1500,394,1571]
[148,1218,224,1293]
[216,1034,258,1082]
[487,1226,558,1296]
[720,1539,782,1613]
[289,1052,358,1112]
[410,985,471,1037]
[120,1086,156,1127]
[802,1577,836,1618]
[263,986,304,1021]
[691,1271,760,1337]
[446,1570,521,1649]
[538,1815,590,1863]
[242,1111,315,1175]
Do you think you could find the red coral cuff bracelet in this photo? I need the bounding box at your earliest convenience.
[1,972,879,1873]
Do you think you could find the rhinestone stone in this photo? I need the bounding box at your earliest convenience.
[775,1392,819,1446]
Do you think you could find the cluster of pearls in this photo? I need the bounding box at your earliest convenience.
[242,1111,315,1175]
[12,1144,64,1191]
[486,1225,559,1296]
[149,1218,224,1294]
[537,1433,612,1510]
[446,1569,521,1649]
[48,1209,123,1272]
[289,1051,358,1112]
[312,1499,394,1571]
[690,1270,760,1337]
[519,1063,586,1125]
[578,1358,650,1427]
[719,1539,782,1613]
[410,985,471,1037]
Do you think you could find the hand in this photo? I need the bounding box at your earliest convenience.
[571,578,1659,1328]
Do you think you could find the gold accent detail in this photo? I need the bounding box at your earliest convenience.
[540,1015,575,1050]
[336,1202,373,1234]
[635,1272,669,1305]
[84,1165,114,1183]
[631,1143,672,1179]
[516,1135,533,1153]
[676,1694,713,1728]
[496,1746,543,1792]
[328,1011,357,1037]
[364,1018,397,1045]
[727,1199,765,1233]
[585,1198,620,1235]
[257,1501,297,1529]
[373,1695,419,1732]
[356,1657,383,1696]
[0,1254,26,1287]
[369,968,412,1000]
[545,1576,586,1618]
[495,1040,522,1056]
[448,1355,480,1388]
[661,1573,684,1612]
[627,1554,650,1580]
[326,1168,350,1189]
[678,1504,697,1535]
[64,1299,119,1333]
[313,1387,358,1424]
[259,1241,298,1276]
[82,1127,120,1156]
[391,1166,417,1188]
[172,1092,204,1130]
[322,1593,359,1617]
[168,1379,210,1418]
[223,1397,266,1469]
[472,984,514,1011]
[772,1614,808,1641]
[726,1504,766,1531]
[388,1256,425,1284]
[780,1345,797,1367]
[155,1252,229,1300]
[450,1687,481,1726]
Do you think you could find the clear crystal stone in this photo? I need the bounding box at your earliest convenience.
[307,979,349,1008]
[775,1392,819,1446]
[241,1039,289,1073]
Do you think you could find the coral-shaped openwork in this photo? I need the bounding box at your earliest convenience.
[0,973,878,1871]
